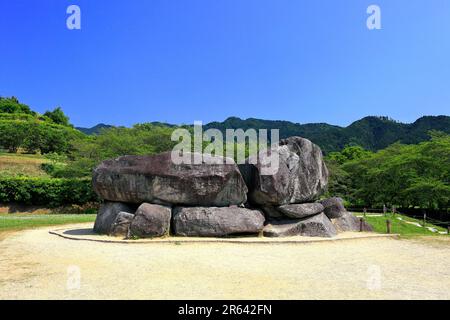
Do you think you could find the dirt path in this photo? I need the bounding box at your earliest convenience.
[1,223,449,300]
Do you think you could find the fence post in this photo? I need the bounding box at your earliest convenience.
[423,212,426,228]
[360,218,364,232]
[363,207,367,218]
[386,219,391,234]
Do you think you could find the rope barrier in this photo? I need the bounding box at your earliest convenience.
[349,208,450,225]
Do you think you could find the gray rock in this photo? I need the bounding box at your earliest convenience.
[318,197,346,219]
[278,203,325,219]
[332,211,373,232]
[110,211,135,237]
[261,206,284,219]
[263,213,337,238]
[361,219,373,232]
[93,152,248,206]
[93,202,136,235]
[129,203,171,238]
[241,136,328,206]
[173,206,265,237]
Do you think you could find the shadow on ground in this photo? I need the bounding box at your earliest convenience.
[63,228,95,236]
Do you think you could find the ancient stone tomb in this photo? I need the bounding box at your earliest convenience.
[92,136,372,238]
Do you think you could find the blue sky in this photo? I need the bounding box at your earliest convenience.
[0,0,449,128]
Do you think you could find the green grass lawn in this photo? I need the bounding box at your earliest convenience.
[0,213,96,233]
[356,212,448,237]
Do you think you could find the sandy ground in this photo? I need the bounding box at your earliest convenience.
[49,225,397,244]
[0,223,449,300]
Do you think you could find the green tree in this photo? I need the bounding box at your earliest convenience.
[22,122,42,154]
[0,96,34,114]
[328,145,372,165]
[332,133,450,210]
[43,107,71,126]
[58,124,179,177]
[402,179,450,210]
[0,121,27,152]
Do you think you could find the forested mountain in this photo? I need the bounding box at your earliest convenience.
[204,115,450,153]
[6,93,448,154]
[76,121,178,135]
[80,115,450,153]
[76,123,113,135]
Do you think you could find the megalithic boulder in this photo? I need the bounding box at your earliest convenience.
[92,152,248,207]
[173,206,265,237]
[240,136,328,206]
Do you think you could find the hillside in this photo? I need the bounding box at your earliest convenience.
[201,115,450,153]
[76,121,179,135]
[79,115,450,153]
[76,123,113,135]
[0,96,84,154]
[3,95,448,153]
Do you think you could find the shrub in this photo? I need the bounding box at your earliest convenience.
[0,177,98,207]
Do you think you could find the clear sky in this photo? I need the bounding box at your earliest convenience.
[0,0,449,128]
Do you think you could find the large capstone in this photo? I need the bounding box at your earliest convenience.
[173,206,265,237]
[93,202,136,235]
[263,213,337,238]
[92,152,248,206]
[240,136,328,206]
[129,203,172,238]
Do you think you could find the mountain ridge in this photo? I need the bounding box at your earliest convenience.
[77,115,450,154]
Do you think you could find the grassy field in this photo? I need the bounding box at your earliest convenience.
[0,213,96,233]
[1,211,447,236]
[0,152,50,177]
[356,212,448,237]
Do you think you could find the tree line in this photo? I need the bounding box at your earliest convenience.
[326,132,450,211]
[0,97,82,154]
